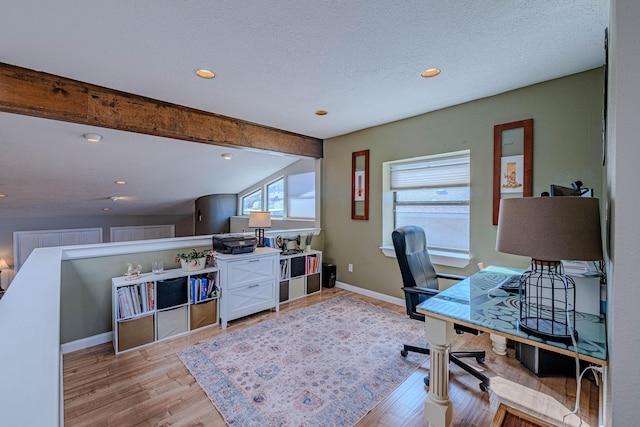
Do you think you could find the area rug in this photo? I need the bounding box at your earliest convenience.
[177,296,428,427]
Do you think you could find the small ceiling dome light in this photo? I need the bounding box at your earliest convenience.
[114,180,127,185]
[83,133,103,142]
[0,194,7,198]
[421,68,441,78]
[110,196,119,201]
[221,153,232,160]
[315,110,328,116]
[195,68,215,79]
[102,207,112,211]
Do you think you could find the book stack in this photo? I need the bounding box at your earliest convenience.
[280,259,289,279]
[306,255,318,274]
[190,274,218,304]
[117,282,154,319]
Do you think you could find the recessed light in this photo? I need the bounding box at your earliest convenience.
[102,207,112,211]
[315,110,328,116]
[195,69,215,79]
[421,68,441,78]
[83,133,103,142]
[222,153,232,160]
[0,194,7,198]
[115,180,127,185]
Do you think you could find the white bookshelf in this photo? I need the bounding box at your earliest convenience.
[112,266,219,354]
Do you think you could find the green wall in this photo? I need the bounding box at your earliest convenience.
[60,246,210,343]
[322,69,604,300]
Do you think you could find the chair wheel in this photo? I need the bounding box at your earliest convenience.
[480,382,489,392]
[400,350,408,357]
[476,356,485,364]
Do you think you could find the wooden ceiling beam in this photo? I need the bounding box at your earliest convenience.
[0,62,323,158]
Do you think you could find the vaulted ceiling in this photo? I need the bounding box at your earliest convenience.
[0,1,609,218]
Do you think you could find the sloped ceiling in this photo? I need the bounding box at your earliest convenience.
[0,0,609,218]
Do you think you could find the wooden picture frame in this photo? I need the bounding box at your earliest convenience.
[493,119,533,225]
[351,149,369,220]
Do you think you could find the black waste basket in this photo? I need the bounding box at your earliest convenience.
[322,263,336,288]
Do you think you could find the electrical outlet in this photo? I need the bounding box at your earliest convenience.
[348,263,353,272]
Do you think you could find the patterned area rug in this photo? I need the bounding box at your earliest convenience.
[178,296,428,426]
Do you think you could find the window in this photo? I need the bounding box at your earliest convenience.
[241,188,262,215]
[267,178,284,217]
[287,172,316,218]
[239,170,317,220]
[383,150,470,265]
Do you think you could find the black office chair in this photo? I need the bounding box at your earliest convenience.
[392,225,490,391]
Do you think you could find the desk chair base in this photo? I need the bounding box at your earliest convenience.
[401,344,490,392]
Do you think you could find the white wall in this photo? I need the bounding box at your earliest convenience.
[607,0,640,424]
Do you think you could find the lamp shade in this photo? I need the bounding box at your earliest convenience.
[496,197,603,261]
[0,258,8,270]
[248,211,271,228]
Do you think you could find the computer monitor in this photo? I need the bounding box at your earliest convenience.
[549,184,579,196]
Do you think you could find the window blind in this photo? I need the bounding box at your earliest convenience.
[390,153,470,190]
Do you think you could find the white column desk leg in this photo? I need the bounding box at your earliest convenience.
[424,316,455,427]
[490,333,507,355]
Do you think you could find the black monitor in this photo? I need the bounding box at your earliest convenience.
[549,184,580,196]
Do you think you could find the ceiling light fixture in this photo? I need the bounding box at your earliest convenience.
[0,194,7,198]
[109,196,120,202]
[195,68,215,79]
[421,68,441,78]
[102,207,112,211]
[221,153,232,160]
[115,180,127,185]
[315,110,328,116]
[83,133,103,142]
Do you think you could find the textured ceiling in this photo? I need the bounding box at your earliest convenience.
[0,0,609,218]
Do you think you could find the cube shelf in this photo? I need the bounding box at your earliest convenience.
[112,266,219,354]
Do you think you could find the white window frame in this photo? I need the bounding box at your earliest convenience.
[239,171,316,220]
[266,176,285,217]
[381,149,471,268]
[241,188,263,215]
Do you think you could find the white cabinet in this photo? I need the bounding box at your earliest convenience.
[110,225,175,242]
[216,247,280,329]
[112,266,219,354]
[278,250,322,303]
[13,228,103,272]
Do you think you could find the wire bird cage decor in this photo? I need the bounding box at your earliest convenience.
[519,260,576,343]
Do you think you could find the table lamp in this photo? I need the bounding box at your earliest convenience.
[496,197,603,343]
[249,211,271,247]
[0,258,9,293]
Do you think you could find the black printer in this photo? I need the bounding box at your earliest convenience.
[212,233,257,254]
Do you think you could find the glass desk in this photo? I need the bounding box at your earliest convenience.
[416,266,608,427]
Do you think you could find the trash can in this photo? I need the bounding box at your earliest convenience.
[322,263,336,288]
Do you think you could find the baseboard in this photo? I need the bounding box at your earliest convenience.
[60,285,401,354]
[61,331,113,354]
[335,281,405,307]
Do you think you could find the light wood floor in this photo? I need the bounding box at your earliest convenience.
[63,288,599,426]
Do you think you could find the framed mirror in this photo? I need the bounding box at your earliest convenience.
[493,119,533,225]
[352,149,369,220]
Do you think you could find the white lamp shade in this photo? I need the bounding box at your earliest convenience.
[248,211,271,228]
[0,258,9,270]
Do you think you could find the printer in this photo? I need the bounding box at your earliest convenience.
[212,233,257,255]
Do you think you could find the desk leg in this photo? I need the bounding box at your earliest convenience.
[424,316,455,427]
[490,333,507,355]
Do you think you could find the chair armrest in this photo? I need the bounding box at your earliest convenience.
[436,273,466,282]
[402,286,440,298]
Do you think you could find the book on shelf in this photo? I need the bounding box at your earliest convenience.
[117,281,155,320]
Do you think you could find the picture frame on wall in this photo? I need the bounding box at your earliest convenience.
[352,149,369,220]
[493,119,533,225]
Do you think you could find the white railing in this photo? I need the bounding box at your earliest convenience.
[0,235,216,426]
